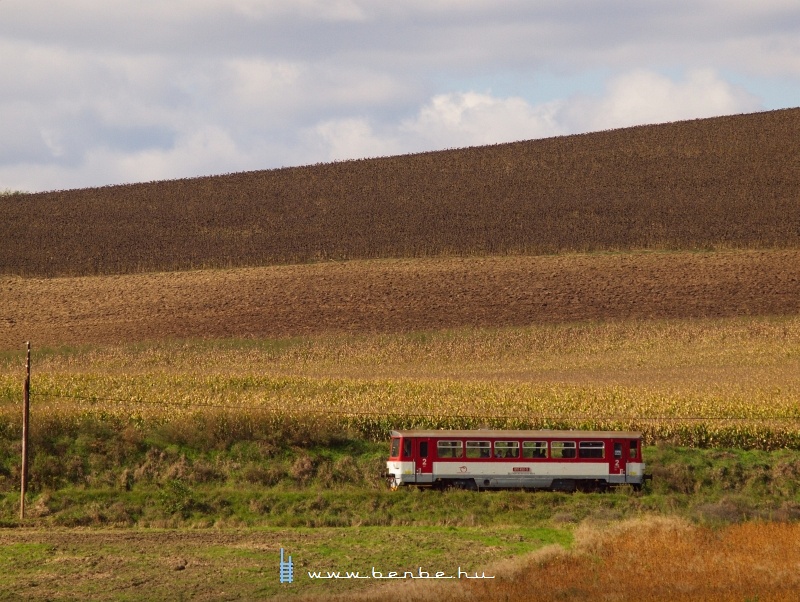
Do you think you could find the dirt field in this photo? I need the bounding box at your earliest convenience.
[2,249,799,350]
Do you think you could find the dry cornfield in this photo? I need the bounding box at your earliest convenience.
[2,315,798,449]
[2,108,799,277]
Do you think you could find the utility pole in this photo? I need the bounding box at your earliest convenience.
[20,342,30,520]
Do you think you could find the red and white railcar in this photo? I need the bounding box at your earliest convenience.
[386,429,650,491]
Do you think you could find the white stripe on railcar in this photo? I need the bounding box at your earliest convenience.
[432,462,609,477]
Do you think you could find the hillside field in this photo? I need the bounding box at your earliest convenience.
[2,108,799,277]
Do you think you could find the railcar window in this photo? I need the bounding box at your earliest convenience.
[630,440,638,459]
[522,441,548,459]
[437,440,463,458]
[578,441,605,459]
[494,441,519,459]
[391,438,400,458]
[466,441,491,458]
[551,441,576,459]
[402,439,412,459]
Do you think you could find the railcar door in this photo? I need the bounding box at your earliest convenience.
[610,439,629,482]
[416,437,433,484]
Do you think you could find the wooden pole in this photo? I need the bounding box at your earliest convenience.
[20,342,30,520]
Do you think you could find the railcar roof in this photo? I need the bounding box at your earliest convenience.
[390,429,642,439]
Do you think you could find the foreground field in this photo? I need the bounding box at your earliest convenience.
[0,524,571,601]
[2,250,799,349]
[1,520,797,601]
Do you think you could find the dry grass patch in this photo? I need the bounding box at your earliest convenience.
[344,519,800,602]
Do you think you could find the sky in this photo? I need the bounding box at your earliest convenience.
[1,1,799,193]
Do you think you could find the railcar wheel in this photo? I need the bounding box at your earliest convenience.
[577,479,607,493]
[551,479,577,492]
[444,479,478,491]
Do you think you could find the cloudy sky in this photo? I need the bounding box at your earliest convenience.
[1,1,799,192]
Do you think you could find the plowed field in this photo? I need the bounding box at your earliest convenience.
[2,249,798,350]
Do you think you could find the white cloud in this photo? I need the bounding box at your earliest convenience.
[310,118,398,162]
[563,69,762,132]
[399,92,563,150]
[305,69,763,163]
[115,126,244,182]
[0,125,258,192]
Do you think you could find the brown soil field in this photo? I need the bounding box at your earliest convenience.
[2,249,798,350]
[2,108,799,277]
